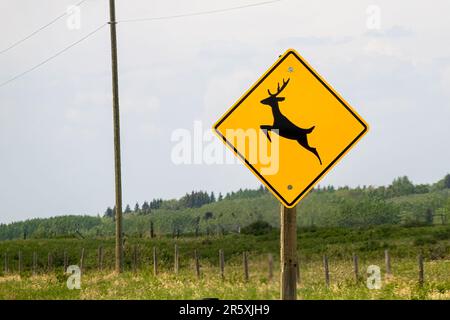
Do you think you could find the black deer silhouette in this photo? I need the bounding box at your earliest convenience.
[260,78,322,165]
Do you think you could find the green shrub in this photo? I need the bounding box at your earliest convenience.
[413,237,437,246]
[241,221,273,236]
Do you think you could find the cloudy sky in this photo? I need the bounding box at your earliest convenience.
[0,0,449,223]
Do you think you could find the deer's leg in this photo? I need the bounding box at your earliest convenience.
[297,136,322,165]
[260,125,272,142]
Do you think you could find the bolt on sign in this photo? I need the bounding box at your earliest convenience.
[213,49,369,208]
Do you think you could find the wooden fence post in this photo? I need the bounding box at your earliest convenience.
[296,256,300,284]
[268,253,273,281]
[243,251,249,281]
[18,251,22,274]
[418,254,424,287]
[353,253,359,282]
[174,244,179,274]
[133,245,138,273]
[194,249,200,279]
[153,247,158,276]
[47,252,53,272]
[385,249,392,277]
[80,248,85,273]
[4,252,7,274]
[323,255,330,287]
[98,246,103,271]
[219,249,225,280]
[32,252,37,276]
[63,249,68,273]
[150,221,154,238]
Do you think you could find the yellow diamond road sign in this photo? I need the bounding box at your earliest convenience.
[213,49,369,208]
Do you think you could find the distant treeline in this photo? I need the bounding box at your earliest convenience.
[0,175,449,240]
[103,186,269,218]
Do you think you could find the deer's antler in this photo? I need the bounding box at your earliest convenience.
[268,78,290,96]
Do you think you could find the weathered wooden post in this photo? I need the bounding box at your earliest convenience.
[323,255,330,287]
[353,253,359,282]
[80,248,85,273]
[18,251,22,274]
[268,253,274,281]
[153,247,158,276]
[243,251,249,281]
[219,249,225,280]
[174,244,179,274]
[385,249,391,277]
[32,252,37,276]
[280,205,297,299]
[418,254,424,287]
[133,245,138,273]
[150,221,154,239]
[4,252,8,274]
[47,252,53,272]
[98,246,103,271]
[63,249,68,273]
[194,249,200,279]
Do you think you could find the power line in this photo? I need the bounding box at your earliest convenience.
[118,0,282,23]
[0,23,107,89]
[0,1,283,88]
[0,0,88,55]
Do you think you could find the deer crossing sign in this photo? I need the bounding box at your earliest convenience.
[213,49,369,208]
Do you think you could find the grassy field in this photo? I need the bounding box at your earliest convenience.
[0,258,448,299]
[0,225,449,299]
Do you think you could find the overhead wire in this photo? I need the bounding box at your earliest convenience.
[0,0,282,88]
[0,23,107,88]
[0,0,89,55]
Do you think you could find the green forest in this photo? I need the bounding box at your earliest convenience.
[1,175,449,241]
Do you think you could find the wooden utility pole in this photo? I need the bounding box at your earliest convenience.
[108,0,124,274]
[280,205,297,300]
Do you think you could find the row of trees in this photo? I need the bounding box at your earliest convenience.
[104,186,270,218]
[2,175,447,240]
[103,175,450,220]
[315,175,450,198]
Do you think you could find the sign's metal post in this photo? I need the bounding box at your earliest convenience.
[280,204,297,300]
